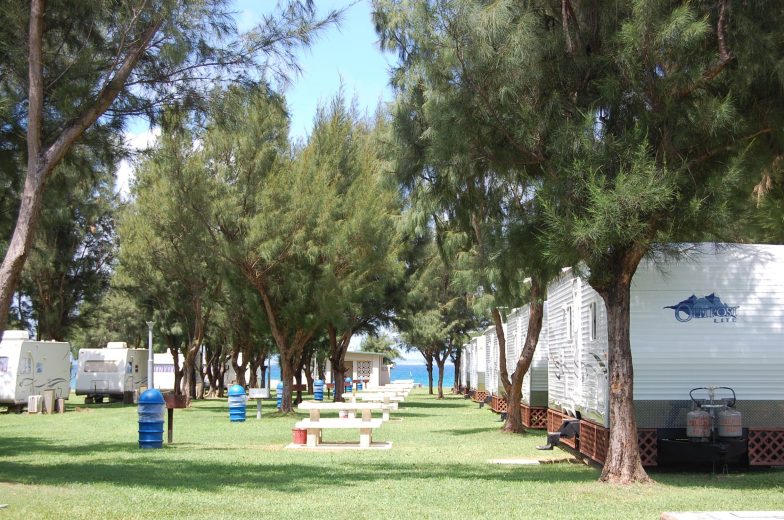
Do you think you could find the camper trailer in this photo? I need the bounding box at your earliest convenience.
[0,330,71,409]
[76,343,149,403]
[545,244,784,467]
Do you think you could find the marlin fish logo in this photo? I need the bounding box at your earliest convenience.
[664,293,739,323]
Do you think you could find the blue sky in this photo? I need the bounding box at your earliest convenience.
[120,0,394,191]
[233,0,395,141]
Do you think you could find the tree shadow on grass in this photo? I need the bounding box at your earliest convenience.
[0,445,596,492]
[1,434,781,492]
[399,401,466,409]
[438,427,502,436]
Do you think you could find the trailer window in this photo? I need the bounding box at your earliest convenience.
[0,357,8,373]
[154,364,174,373]
[589,302,597,341]
[84,360,121,372]
[565,305,573,340]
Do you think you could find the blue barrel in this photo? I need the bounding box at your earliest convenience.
[356,381,364,391]
[228,384,247,422]
[276,381,284,410]
[138,389,165,449]
[314,380,324,401]
[344,377,353,392]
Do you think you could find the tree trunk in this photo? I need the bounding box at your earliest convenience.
[170,346,184,396]
[328,323,350,402]
[279,353,296,413]
[205,348,219,398]
[503,278,545,433]
[425,353,434,394]
[594,248,653,484]
[304,360,314,394]
[493,307,511,395]
[452,348,462,391]
[231,348,248,387]
[0,4,163,335]
[217,360,227,397]
[182,343,200,398]
[435,357,445,399]
[249,353,263,388]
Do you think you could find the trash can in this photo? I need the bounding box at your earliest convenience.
[228,384,247,422]
[356,381,364,391]
[314,380,324,401]
[344,377,353,393]
[138,389,165,449]
[292,428,307,445]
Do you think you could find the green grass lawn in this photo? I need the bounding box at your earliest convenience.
[1,390,782,519]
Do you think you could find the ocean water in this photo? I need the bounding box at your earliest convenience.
[267,363,455,388]
[391,363,455,388]
[69,360,456,389]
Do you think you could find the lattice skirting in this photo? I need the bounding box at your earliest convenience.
[546,408,576,448]
[574,421,657,467]
[491,395,508,413]
[749,428,784,466]
[637,429,657,467]
[579,421,609,464]
[521,404,547,429]
[472,391,488,403]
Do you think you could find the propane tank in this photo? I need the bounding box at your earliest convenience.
[686,408,711,441]
[717,407,743,438]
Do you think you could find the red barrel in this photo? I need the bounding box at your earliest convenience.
[292,428,307,445]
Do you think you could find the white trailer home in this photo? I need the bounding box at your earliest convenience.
[466,333,487,394]
[76,342,149,403]
[514,304,550,429]
[0,330,71,409]
[545,244,784,467]
[484,325,500,396]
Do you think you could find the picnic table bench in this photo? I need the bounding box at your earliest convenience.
[296,401,390,448]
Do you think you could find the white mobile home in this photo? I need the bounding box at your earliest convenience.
[546,244,784,466]
[0,331,71,407]
[517,303,549,408]
[466,333,487,392]
[75,343,148,402]
[484,325,500,395]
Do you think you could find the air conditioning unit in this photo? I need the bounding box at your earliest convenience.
[28,395,43,414]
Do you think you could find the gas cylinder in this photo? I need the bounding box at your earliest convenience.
[686,408,711,441]
[717,407,743,438]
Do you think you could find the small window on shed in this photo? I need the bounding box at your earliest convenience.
[589,302,597,341]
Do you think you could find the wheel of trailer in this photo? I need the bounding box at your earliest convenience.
[95,396,103,404]
[85,396,94,404]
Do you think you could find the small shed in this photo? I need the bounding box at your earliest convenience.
[325,351,390,388]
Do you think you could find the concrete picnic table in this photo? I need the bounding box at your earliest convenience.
[296,401,389,448]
